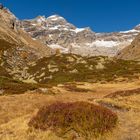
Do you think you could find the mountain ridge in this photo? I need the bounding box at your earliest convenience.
[1,5,140,59]
[20,15,140,56]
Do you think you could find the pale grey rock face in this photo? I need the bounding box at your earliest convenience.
[20,15,96,52]
[20,15,140,57]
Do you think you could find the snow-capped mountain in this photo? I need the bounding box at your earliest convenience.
[20,15,96,54]
[19,15,140,56]
[1,3,140,58]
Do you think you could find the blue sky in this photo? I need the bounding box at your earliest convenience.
[1,0,140,32]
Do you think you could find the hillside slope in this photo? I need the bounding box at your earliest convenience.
[21,54,140,84]
[0,7,52,80]
[116,33,140,60]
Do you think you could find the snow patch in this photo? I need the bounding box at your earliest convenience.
[49,26,59,30]
[36,16,46,23]
[63,28,69,31]
[74,28,85,33]
[85,43,91,46]
[120,29,140,34]
[71,43,81,48]
[91,40,120,48]
[49,34,53,38]
[32,23,37,26]
[49,25,70,31]
[47,15,64,21]
[127,39,133,43]
[49,44,69,53]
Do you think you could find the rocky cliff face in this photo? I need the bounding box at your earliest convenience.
[0,7,17,28]
[20,15,140,56]
[20,15,96,54]
[116,33,140,61]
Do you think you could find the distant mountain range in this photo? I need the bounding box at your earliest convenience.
[19,15,140,56]
[1,4,140,58]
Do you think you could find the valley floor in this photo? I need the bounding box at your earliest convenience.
[0,81,140,140]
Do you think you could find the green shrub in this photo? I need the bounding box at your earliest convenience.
[27,54,140,84]
[29,102,118,139]
[0,76,38,95]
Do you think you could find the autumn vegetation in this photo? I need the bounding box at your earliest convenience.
[29,101,118,139]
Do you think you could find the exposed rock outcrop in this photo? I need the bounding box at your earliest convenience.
[116,33,140,61]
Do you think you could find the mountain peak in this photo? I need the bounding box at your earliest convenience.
[47,15,65,21]
[134,24,140,30]
[34,15,46,23]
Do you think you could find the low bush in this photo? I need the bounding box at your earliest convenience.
[0,76,38,94]
[27,54,140,84]
[29,101,118,139]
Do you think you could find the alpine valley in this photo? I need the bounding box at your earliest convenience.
[0,4,140,140]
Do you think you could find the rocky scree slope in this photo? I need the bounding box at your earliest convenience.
[116,33,140,61]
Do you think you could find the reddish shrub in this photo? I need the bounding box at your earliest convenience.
[29,102,118,138]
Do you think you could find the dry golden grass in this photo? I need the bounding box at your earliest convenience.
[0,81,140,140]
[97,90,140,140]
